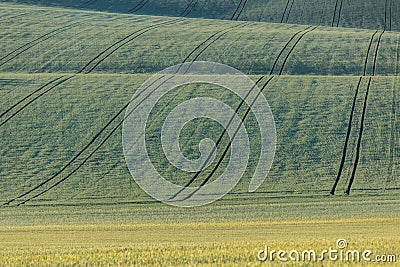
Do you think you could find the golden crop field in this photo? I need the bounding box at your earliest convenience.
[1,218,398,266]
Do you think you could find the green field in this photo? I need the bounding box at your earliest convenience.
[0,0,399,265]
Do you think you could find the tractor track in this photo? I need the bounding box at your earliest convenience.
[128,0,150,13]
[179,0,199,17]
[78,18,184,74]
[0,20,87,68]
[0,17,172,127]
[331,0,343,27]
[281,0,291,23]
[231,0,248,21]
[331,27,385,195]
[170,26,318,201]
[284,0,295,23]
[4,22,249,206]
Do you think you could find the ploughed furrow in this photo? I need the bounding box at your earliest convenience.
[179,0,199,17]
[4,23,248,206]
[128,0,150,13]
[78,18,184,74]
[0,20,86,67]
[171,26,317,201]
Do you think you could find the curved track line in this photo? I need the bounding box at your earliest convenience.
[234,0,249,21]
[330,30,380,195]
[179,0,199,17]
[171,25,317,200]
[270,26,312,75]
[79,18,183,74]
[281,0,291,23]
[0,21,86,67]
[0,76,73,128]
[5,22,247,205]
[0,76,64,119]
[285,0,295,23]
[345,78,371,195]
[231,0,245,20]
[128,0,150,13]
[330,78,362,195]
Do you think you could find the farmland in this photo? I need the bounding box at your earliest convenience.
[0,0,399,265]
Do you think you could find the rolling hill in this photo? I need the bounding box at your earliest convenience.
[0,2,398,206]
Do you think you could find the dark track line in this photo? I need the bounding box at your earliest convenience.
[269,26,313,75]
[331,0,340,27]
[79,18,184,74]
[0,21,85,67]
[278,26,317,75]
[3,75,166,206]
[0,76,64,119]
[0,11,34,22]
[335,0,343,27]
[5,23,246,205]
[0,76,73,128]
[345,30,385,194]
[231,0,245,20]
[169,76,273,200]
[234,0,249,21]
[281,0,291,23]
[345,78,372,195]
[330,30,380,195]
[128,0,149,13]
[330,78,362,195]
[171,25,317,201]
[179,0,199,17]
[285,0,295,23]
[389,0,392,31]
[363,30,379,76]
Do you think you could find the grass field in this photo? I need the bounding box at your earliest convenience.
[4,0,400,31]
[0,0,399,265]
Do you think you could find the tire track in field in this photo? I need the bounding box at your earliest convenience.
[0,20,87,68]
[330,30,378,195]
[331,0,343,27]
[128,0,149,13]
[345,29,386,194]
[270,26,317,75]
[331,25,386,194]
[284,0,295,23]
[281,0,291,23]
[1,18,181,127]
[4,22,248,205]
[385,76,397,190]
[78,18,184,74]
[170,26,318,201]
[0,11,36,22]
[231,0,248,21]
[179,0,199,17]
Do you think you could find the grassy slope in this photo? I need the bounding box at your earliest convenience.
[2,0,399,32]
[0,4,399,76]
[0,3,398,265]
